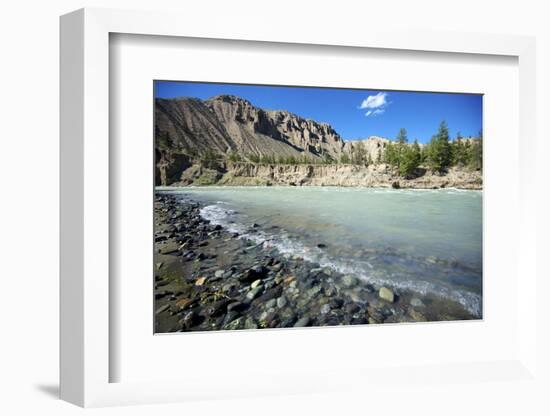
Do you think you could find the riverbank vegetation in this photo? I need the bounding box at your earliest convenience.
[189,120,482,178]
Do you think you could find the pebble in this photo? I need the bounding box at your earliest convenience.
[251,279,262,289]
[294,317,310,327]
[155,304,170,315]
[175,297,194,310]
[277,296,288,308]
[409,308,427,322]
[341,274,359,288]
[215,270,225,278]
[246,285,264,301]
[244,318,258,329]
[379,287,395,303]
[410,297,424,308]
[159,241,180,255]
[320,304,331,314]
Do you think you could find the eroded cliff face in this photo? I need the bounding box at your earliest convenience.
[155,95,346,161]
[155,150,191,186]
[172,162,482,189]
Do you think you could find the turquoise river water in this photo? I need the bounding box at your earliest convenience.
[158,186,482,316]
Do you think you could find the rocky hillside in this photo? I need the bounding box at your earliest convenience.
[156,95,345,160]
[343,136,390,161]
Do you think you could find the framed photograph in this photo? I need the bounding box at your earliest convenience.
[153,81,483,334]
[60,8,539,408]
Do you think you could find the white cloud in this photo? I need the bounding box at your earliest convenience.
[359,92,388,109]
[359,92,389,117]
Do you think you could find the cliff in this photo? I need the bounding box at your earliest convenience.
[156,95,345,158]
[172,162,482,189]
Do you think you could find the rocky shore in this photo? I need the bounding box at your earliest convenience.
[154,193,476,333]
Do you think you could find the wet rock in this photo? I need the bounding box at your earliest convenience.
[276,296,288,308]
[259,311,279,328]
[379,287,395,303]
[283,276,295,285]
[223,268,236,278]
[294,317,311,327]
[341,274,359,288]
[344,303,360,314]
[155,290,172,300]
[250,279,262,289]
[265,298,277,309]
[222,310,241,326]
[240,265,269,283]
[244,318,258,329]
[306,285,322,300]
[175,297,194,311]
[159,241,180,255]
[227,301,247,313]
[329,298,345,309]
[204,300,230,317]
[320,304,331,314]
[155,304,170,315]
[179,311,197,329]
[256,286,283,303]
[410,297,424,308]
[409,308,427,322]
[367,306,385,323]
[224,317,243,330]
[246,285,264,301]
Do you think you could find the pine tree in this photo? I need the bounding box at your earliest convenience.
[426,121,452,173]
[395,128,408,171]
[468,129,483,170]
[384,142,397,166]
[399,139,421,177]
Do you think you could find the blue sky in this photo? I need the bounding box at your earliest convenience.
[155,81,482,144]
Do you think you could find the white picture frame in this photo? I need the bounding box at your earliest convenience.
[60,7,539,408]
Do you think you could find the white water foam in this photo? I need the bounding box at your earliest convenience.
[199,203,482,317]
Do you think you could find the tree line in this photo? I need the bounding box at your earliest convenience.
[382,122,482,177]
[159,120,482,176]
